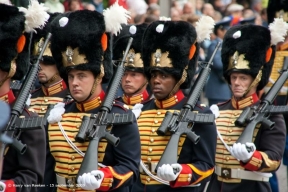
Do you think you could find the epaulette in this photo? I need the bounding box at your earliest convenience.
[64,99,74,106]
[113,100,129,111]
[217,99,231,106]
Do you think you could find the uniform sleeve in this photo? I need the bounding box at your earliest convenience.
[97,113,141,191]
[241,114,286,172]
[170,107,217,188]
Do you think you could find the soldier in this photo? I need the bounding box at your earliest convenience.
[47,5,141,192]
[29,12,70,117]
[131,17,217,192]
[205,17,232,106]
[0,1,49,192]
[113,24,150,111]
[206,20,288,192]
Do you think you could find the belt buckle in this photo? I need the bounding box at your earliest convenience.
[221,168,232,179]
[65,177,76,188]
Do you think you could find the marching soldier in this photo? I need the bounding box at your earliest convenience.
[113,24,150,111]
[206,20,288,192]
[131,17,217,192]
[47,4,141,192]
[0,1,49,192]
[29,12,70,117]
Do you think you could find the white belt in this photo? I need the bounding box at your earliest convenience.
[215,166,272,182]
[56,174,77,188]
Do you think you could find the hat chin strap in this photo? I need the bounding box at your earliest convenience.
[123,80,148,97]
[41,73,60,86]
[238,68,263,99]
[0,59,17,88]
[167,66,188,98]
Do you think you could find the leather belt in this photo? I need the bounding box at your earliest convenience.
[139,162,158,174]
[215,166,271,182]
[56,174,77,188]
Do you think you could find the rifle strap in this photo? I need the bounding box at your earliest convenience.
[57,121,106,168]
[168,66,188,98]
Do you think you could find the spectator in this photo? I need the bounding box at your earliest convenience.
[44,0,65,13]
[147,3,160,17]
[182,1,194,15]
[202,3,215,18]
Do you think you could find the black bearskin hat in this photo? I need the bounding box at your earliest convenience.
[141,20,198,89]
[31,12,61,65]
[0,4,29,80]
[222,24,275,91]
[113,23,148,73]
[267,0,288,24]
[0,1,49,81]
[50,10,112,84]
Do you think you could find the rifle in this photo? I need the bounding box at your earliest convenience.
[154,42,221,172]
[76,37,135,180]
[235,56,288,150]
[0,33,52,179]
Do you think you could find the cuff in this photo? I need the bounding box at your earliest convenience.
[98,167,113,191]
[241,150,262,171]
[170,164,192,188]
[4,180,16,192]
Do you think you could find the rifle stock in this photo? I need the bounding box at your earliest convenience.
[236,56,288,145]
[154,42,221,172]
[76,38,134,180]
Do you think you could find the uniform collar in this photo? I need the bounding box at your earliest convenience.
[231,92,259,109]
[76,90,105,112]
[122,90,149,105]
[155,89,185,109]
[0,89,16,104]
[41,79,67,96]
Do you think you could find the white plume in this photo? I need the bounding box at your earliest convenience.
[0,0,12,5]
[47,102,65,124]
[18,0,50,33]
[103,0,130,36]
[195,15,215,43]
[269,18,288,45]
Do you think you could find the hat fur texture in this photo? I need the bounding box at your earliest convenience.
[222,24,275,91]
[50,10,112,84]
[113,23,148,73]
[141,20,199,89]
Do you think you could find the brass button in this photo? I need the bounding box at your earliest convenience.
[151,129,155,133]
[175,99,178,102]
[110,178,113,182]
[146,177,150,182]
[234,112,238,116]
[187,178,191,182]
[80,116,83,119]
[154,120,158,124]
[41,108,45,111]
[157,111,161,115]
[148,148,152,152]
[150,138,154,143]
[71,156,75,160]
[76,125,80,128]
[147,158,151,162]
[228,138,231,142]
[226,157,230,161]
[109,183,112,187]
[71,167,75,172]
[231,120,234,124]
[44,99,48,102]
[229,129,233,133]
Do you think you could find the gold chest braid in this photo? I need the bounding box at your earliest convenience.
[29,97,64,116]
[215,109,260,183]
[137,109,187,185]
[48,113,108,178]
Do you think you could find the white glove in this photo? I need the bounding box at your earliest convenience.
[47,102,65,123]
[0,181,6,192]
[77,170,104,190]
[157,164,182,181]
[132,103,143,119]
[230,142,256,163]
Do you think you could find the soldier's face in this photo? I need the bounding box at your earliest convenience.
[38,63,58,84]
[68,69,97,102]
[121,71,147,97]
[230,72,256,99]
[150,71,177,100]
